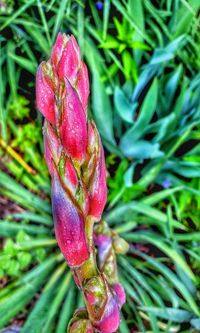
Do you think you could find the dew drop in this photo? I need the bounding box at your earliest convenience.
[68,102,73,109]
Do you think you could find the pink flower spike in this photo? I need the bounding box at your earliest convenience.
[60,78,87,162]
[52,172,89,267]
[36,63,56,125]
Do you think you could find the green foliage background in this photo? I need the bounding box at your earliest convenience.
[0,0,200,332]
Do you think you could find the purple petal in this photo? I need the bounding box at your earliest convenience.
[52,173,89,267]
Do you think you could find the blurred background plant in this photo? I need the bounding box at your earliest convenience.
[0,0,200,332]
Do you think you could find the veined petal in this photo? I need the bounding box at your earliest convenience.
[36,63,56,125]
[52,173,89,267]
[60,79,87,162]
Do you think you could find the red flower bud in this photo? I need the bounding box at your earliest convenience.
[57,35,80,82]
[52,172,89,267]
[60,79,87,162]
[87,122,107,220]
[43,121,61,176]
[36,63,56,125]
[76,62,89,114]
[89,146,107,220]
[113,283,126,307]
[94,286,121,333]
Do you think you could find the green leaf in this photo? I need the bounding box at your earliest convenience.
[25,24,50,56]
[21,263,67,333]
[142,186,183,205]
[103,0,111,40]
[0,0,35,32]
[165,65,182,108]
[37,0,52,48]
[191,318,200,330]
[119,314,129,333]
[140,307,193,323]
[114,86,136,123]
[99,35,120,49]
[6,259,20,277]
[112,0,153,45]
[77,5,84,55]
[120,257,165,308]
[129,249,200,316]
[52,0,69,42]
[7,41,17,98]
[21,284,57,333]
[127,0,144,38]
[120,79,158,153]
[122,51,133,79]
[173,0,200,37]
[0,220,49,237]
[42,272,71,332]
[87,48,116,146]
[0,257,58,328]
[106,200,184,230]
[8,52,37,75]
[9,212,53,226]
[18,252,32,269]
[0,255,61,300]
[152,36,186,64]
[56,283,76,333]
[125,232,195,282]
[120,140,163,159]
[0,171,51,214]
